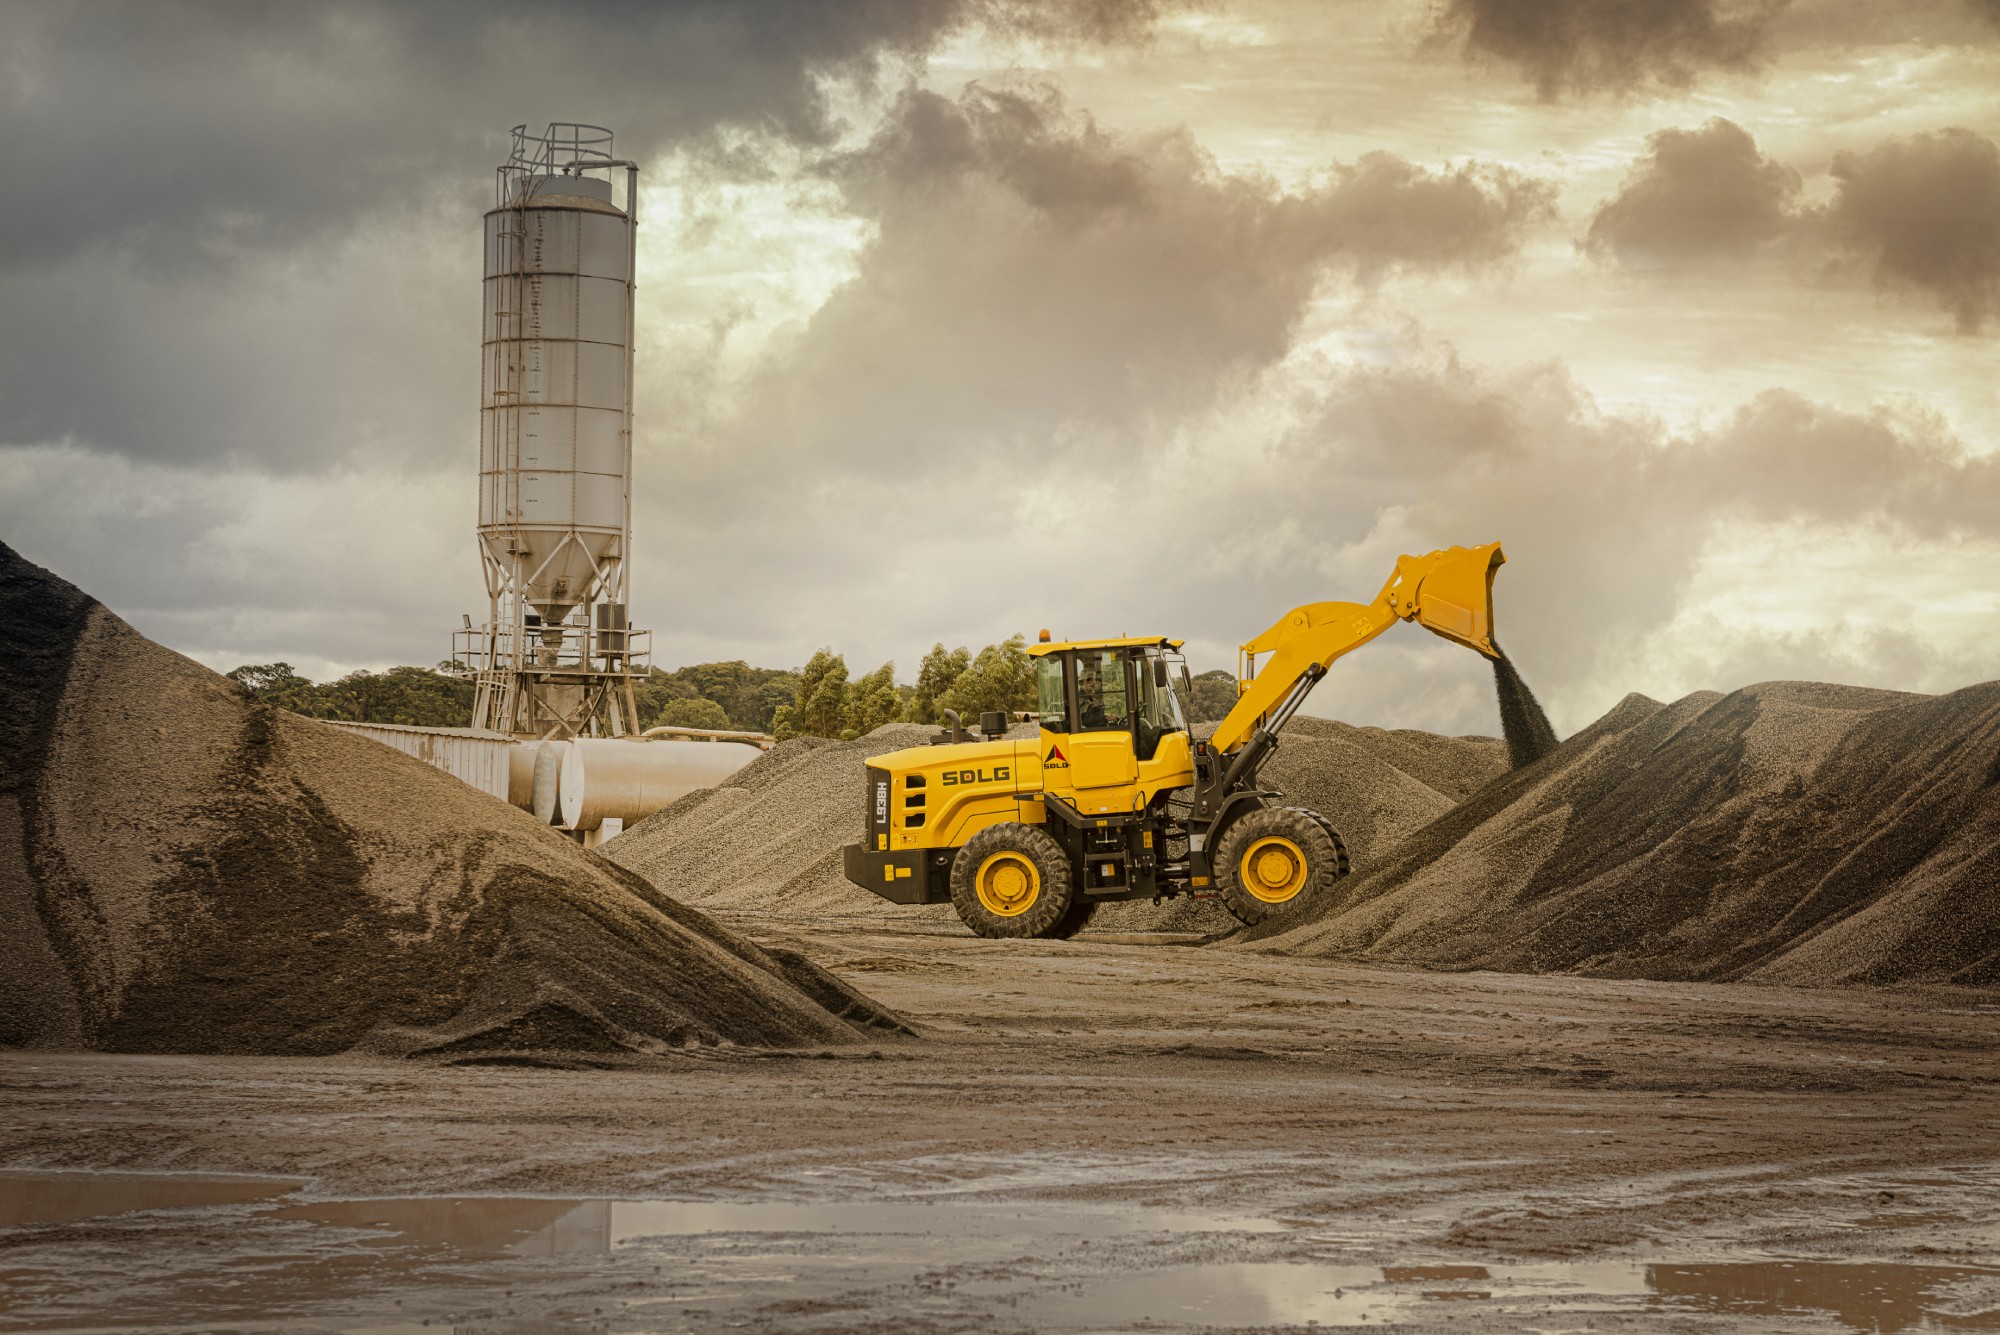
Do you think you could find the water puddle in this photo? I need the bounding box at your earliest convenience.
[1021,1259,2000,1332]
[1012,1260,1644,1329]
[5,1172,1998,1332]
[0,1171,306,1228]
[272,1195,1286,1254]
[1649,1261,2000,1331]
[0,1171,1280,1254]
[267,1197,614,1257]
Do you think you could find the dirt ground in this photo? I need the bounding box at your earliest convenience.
[2,918,1997,1333]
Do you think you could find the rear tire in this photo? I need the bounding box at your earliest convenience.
[1216,806,1344,927]
[950,823,1077,939]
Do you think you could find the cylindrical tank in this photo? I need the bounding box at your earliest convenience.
[559,739,759,831]
[531,741,568,825]
[506,740,538,808]
[479,129,634,626]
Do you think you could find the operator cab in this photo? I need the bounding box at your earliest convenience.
[1029,635,1191,762]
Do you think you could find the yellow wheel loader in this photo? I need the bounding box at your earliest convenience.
[841,543,1507,939]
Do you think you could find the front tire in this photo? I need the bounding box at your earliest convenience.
[1216,806,1345,927]
[950,823,1077,939]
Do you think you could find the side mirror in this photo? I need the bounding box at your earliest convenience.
[1153,658,1169,687]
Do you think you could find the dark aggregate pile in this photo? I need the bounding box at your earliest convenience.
[0,543,906,1058]
[1249,679,2000,987]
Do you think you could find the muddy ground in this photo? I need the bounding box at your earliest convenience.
[3,918,1997,1333]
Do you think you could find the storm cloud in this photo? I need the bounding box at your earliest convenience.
[1205,352,2000,726]
[1827,128,2000,333]
[1,0,1993,735]
[1584,118,1801,266]
[0,0,1163,470]
[724,85,1556,474]
[1580,118,2000,335]
[1426,0,1785,99]
[0,1,974,274]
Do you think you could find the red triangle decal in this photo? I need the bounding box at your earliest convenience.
[1045,744,1066,763]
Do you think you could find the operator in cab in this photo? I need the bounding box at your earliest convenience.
[1075,655,1129,731]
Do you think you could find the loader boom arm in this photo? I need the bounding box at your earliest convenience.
[1207,543,1505,755]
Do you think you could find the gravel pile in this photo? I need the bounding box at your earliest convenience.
[1247,680,2000,987]
[0,543,905,1058]
[1257,717,1506,856]
[605,714,1506,934]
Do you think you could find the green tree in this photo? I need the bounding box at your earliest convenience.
[227,662,321,715]
[937,634,1035,721]
[632,668,698,729]
[228,661,474,727]
[773,649,849,740]
[841,662,902,739]
[325,665,475,726]
[655,696,731,730]
[750,673,801,732]
[638,660,806,731]
[679,661,753,725]
[907,643,970,724]
[1187,668,1239,723]
[227,662,301,694]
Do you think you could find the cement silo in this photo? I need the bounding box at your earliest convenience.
[463,123,644,739]
[412,123,764,845]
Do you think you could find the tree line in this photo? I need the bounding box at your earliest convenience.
[224,659,801,733]
[768,639,1242,741]
[227,642,1243,739]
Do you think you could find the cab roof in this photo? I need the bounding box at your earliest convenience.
[1028,635,1184,658]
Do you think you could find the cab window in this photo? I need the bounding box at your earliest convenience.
[1034,653,1069,732]
[1073,650,1130,732]
[1132,648,1187,760]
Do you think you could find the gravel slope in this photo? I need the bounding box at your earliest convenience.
[1247,680,2000,987]
[0,542,900,1057]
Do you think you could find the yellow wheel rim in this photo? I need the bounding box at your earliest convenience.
[975,850,1041,917]
[1240,835,1309,904]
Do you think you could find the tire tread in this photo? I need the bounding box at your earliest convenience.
[1215,805,1343,928]
[949,823,1076,939]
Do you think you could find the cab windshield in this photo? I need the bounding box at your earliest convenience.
[1038,646,1187,758]
[1073,650,1131,732]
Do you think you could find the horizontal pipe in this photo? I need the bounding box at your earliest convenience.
[638,725,773,746]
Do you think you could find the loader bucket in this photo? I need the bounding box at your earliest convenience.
[1409,542,1503,658]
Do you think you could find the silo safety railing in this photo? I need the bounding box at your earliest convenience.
[497,122,618,206]
[448,621,652,680]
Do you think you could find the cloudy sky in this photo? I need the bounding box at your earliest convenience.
[4,0,1997,736]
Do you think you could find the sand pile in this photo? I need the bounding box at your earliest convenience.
[1248,680,2000,987]
[0,543,906,1058]
[604,715,1506,932]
